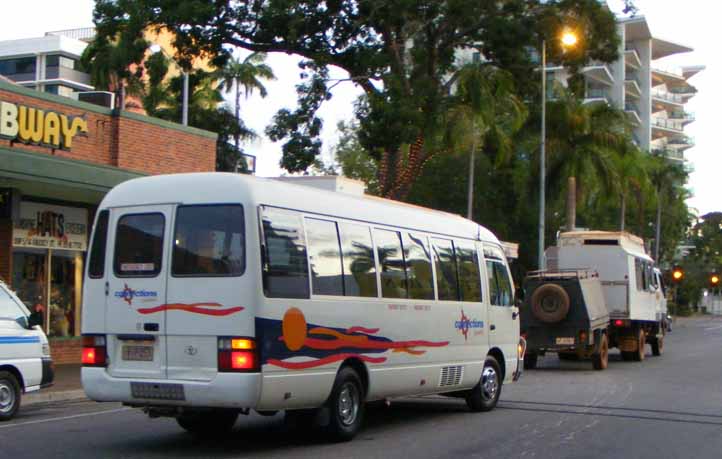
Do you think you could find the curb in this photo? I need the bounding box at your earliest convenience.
[23,389,88,406]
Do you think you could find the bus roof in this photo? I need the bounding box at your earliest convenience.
[101,173,502,244]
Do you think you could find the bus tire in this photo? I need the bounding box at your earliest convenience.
[466,355,502,412]
[0,371,21,421]
[322,366,365,442]
[176,410,238,436]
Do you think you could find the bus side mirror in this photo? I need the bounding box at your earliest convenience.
[28,311,43,328]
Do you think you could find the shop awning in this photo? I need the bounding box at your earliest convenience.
[0,146,145,204]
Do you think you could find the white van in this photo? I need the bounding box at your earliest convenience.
[81,173,524,441]
[552,231,668,361]
[0,280,53,421]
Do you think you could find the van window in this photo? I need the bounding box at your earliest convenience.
[114,213,165,277]
[374,229,408,299]
[456,241,482,302]
[487,260,513,306]
[261,207,309,299]
[0,288,24,321]
[88,210,109,278]
[403,233,434,300]
[635,259,644,291]
[306,218,344,296]
[432,238,459,301]
[339,223,377,297]
[172,205,245,277]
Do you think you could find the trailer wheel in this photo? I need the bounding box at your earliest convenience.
[0,371,21,421]
[633,329,646,362]
[523,352,538,370]
[530,284,570,323]
[592,334,609,371]
[651,335,664,356]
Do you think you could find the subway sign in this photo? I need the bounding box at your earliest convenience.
[0,100,88,150]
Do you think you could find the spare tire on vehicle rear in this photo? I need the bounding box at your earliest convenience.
[530,283,570,324]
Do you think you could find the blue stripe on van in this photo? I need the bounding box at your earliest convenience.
[0,336,41,344]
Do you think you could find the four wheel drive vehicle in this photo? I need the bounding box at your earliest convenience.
[548,231,667,362]
[0,281,54,421]
[521,270,610,370]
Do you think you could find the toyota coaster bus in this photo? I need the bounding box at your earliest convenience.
[81,173,524,441]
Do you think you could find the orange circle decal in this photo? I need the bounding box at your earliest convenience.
[282,307,307,351]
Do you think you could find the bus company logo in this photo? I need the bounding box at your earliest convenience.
[114,284,158,306]
[455,309,484,341]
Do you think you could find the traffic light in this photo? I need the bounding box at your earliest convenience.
[671,266,684,283]
[710,273,720,289]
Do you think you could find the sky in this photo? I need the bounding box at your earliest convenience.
[0,0,717,216]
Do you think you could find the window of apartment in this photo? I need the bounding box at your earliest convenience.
[261,207,309,299]
[305,218,344,296]
[0,57,36,78]
[339,222,377,297]
[374,229,407,299]
[44,84,74,97]
[403,233,434,300]
[432,238,459,301]
[46,54,77,69]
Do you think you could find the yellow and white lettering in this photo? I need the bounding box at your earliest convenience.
[43,111,61,147]
[18,106,44,143]
[0,101,18,138]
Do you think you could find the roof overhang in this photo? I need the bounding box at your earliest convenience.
[682,65,705,80]
[582,65,614,86]
[621,16,652,41]
[652,38,693,60]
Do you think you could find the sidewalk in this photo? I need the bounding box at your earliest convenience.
[24,364,87,406]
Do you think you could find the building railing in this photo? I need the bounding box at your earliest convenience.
[45,28,96,41]
[668,85,697,95]
[625,102,640,113]
[652,118,684,131]
[653,149,685,161]
[585,88,612,103]
[651,89,685,104]
[667,135,695,148]
[668,110,695,121]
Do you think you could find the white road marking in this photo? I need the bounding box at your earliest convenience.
[0,407,131,430]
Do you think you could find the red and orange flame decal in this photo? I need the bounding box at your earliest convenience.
[137,302,244,316]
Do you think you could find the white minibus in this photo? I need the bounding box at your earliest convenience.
[81,173,524,440]
[0,280,53,421]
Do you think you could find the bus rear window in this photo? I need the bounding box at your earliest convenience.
[172,205,245,277]
[114,213,165,277]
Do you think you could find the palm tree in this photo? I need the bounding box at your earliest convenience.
[648,152,687,260]
[543,95,633,230]
[443,64,527,220]
[218,53,276,156]
[612,146,649,231]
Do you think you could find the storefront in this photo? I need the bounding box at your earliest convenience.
[0,79,217,362]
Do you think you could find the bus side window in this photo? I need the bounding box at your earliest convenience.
[494,262,513,306]
[305,218,344,296]
[403,233,434,300]
[261,207,310,299]
[455,241,482,302]
[339,223,378,297]
[432,238,460,301]
[374,229,408,299]
[485,260,499,305]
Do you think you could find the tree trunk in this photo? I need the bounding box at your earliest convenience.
[466,136,477,220]
[655,185,662,261]
[566,176,576,232]
[234,83,241,172]
[620,192,626,231]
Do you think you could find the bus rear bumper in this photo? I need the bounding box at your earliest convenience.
[81,367,262,409]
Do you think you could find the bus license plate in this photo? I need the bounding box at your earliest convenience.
[555,337,575,345]
[123,345,154,361]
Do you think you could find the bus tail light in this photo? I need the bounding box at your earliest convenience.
[82,335,107,367]
[218,337,259,372]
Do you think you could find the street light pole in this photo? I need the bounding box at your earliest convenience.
[538,39,547,270]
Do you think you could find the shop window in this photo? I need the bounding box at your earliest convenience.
[339,222,377,297]
[261,207,309,299]
[305,218,344,296]
[374,229,408,299]
[433,238,459,301]
[403,233,434,300]
[172,205,245,277]
[50,251,83,337]
[114,213,165,277]
[456,241,482,302]
[88,210,109,278]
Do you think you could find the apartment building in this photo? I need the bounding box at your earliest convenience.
[549,16,703,161]
[0,28,95,98]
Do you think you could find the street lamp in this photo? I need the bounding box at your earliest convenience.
[538,29,578,269]
[149,44,189,126]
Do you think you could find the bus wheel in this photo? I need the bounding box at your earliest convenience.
[322,366,365,442]
[0,371,21,421]
[592,334,609,371]
[176,410,238,436]
[466,355,502,412]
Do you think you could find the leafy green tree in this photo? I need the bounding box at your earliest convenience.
[333,121,379,195]
[218,53,276,155]
[91,0,621,200]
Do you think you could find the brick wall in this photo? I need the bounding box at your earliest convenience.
[49,338,82,365]
[0,85,216,175]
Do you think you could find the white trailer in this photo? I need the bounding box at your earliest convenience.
[549,231,667,361]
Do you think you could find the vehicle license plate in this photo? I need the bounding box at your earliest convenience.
[122,345,154,361]
[555,337,575,345]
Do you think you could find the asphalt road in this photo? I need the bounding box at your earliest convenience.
[2,317,721,459]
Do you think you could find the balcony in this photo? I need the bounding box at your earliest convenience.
[625,79,642,99]
[652,89,685,105]
[668,110,695,124]
[582,64,614,86]
[44,66,91,86]
[667,135,695,150]
[625,48,642,69]
[584,88,612,105]
[653,149,686,162]
[652,117,684,132]
[625,103,641,125]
